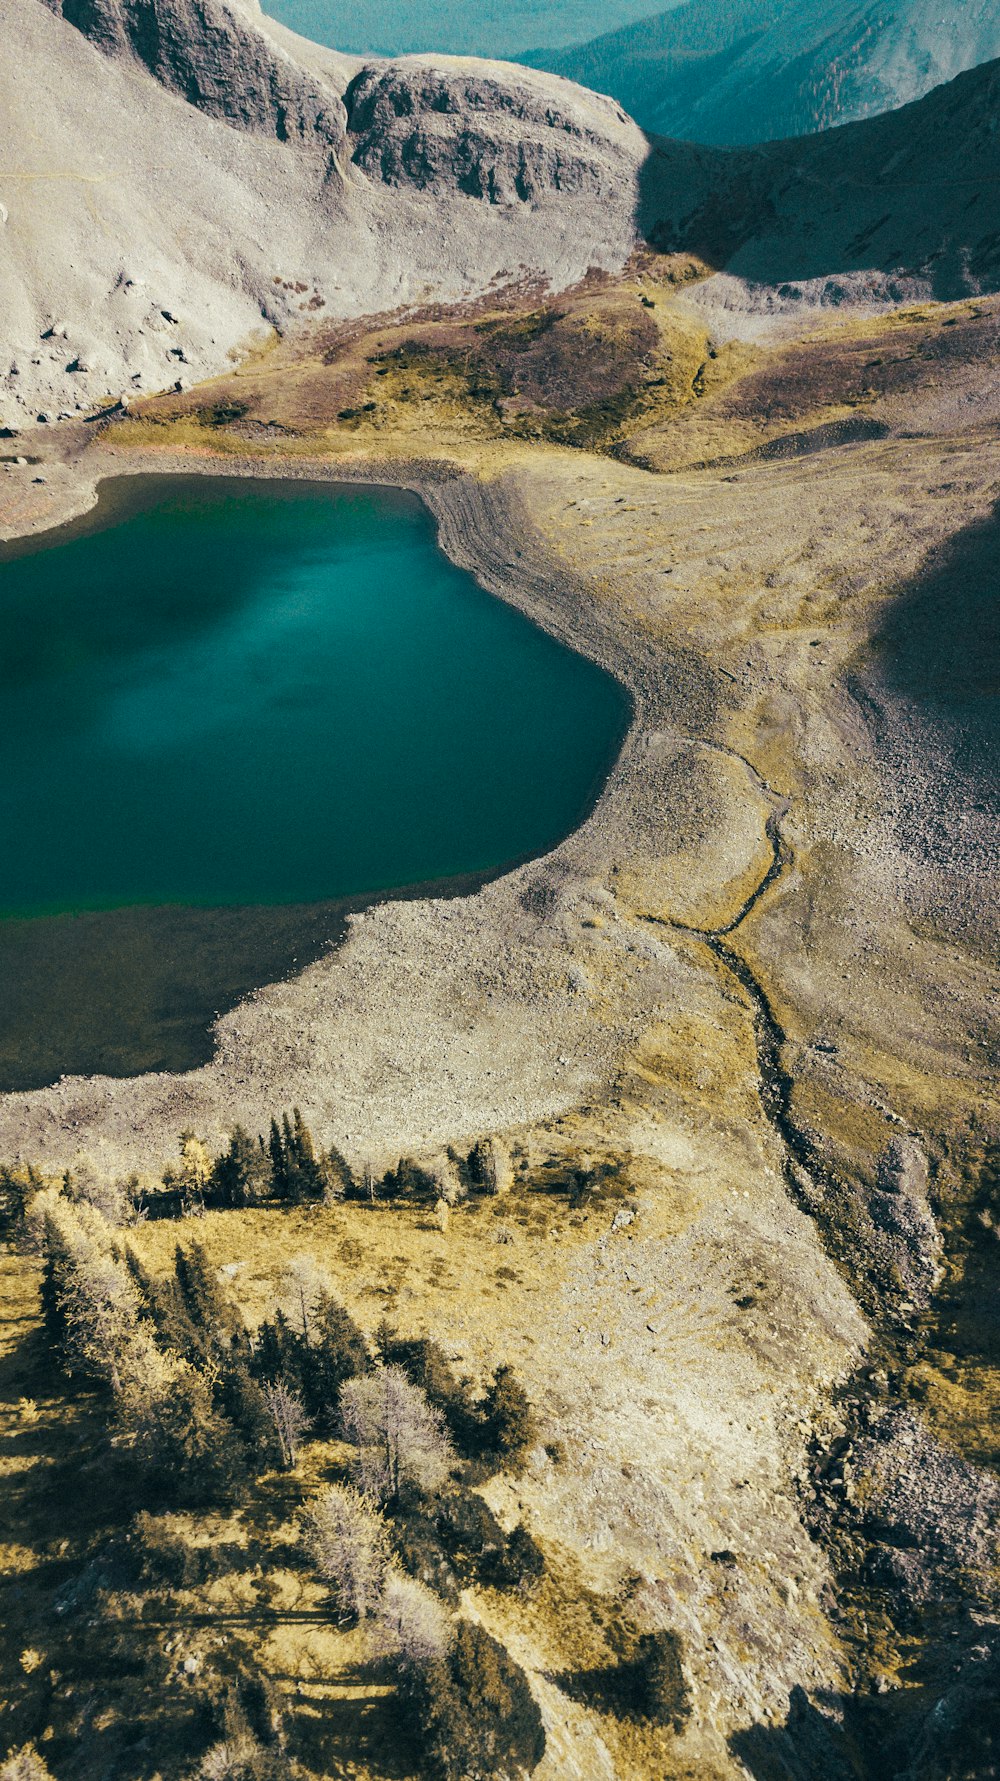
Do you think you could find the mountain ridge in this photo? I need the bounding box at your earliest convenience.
[5,0,1000,424]
[521,0,1000,146]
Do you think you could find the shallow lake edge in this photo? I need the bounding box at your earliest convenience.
[0,451,643,1095]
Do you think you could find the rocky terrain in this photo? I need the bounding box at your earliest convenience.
[1,0,645,426]
[8,0,1000,428]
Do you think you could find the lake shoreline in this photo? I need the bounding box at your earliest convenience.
[0,457,635,1092]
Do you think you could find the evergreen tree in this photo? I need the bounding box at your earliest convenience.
[291,1108,326,1199]
[217,1364,284,1472]
[324,1145,355,1200]
[297,1291,369,1425]
[0,1164,43,1243]
[252,1309,302,1391]
[174,1242,244,1354]
[209,1126,272,1208]
[399,1620,545,1780]
[125,1358,248,1506]
[125,1245,203,1361]
[39,1212,74,1356]
[268,1110,327,1204]
[481,1364,535,1468]
[268,1119,287,1200]
[377,1331,477,1452]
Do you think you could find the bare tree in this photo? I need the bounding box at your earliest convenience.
[339,1366,455,1502]
[0,1748,56,1781]
[301,1483,391,1620]
[281,1254,332,1337]
[375,1572,452,1669]
[263,1380,311,1469]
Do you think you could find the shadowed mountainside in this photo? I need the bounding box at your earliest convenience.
[522,0,1000,145]
[639,55,1000,330]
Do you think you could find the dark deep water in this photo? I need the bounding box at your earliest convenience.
[0,476,630,1089]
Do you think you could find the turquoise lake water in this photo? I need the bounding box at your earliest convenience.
[0,476,629,1086]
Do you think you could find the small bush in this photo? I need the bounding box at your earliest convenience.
[636,1628,690,1729]
[480,1364,535,1469]
[496,1522,545,1589]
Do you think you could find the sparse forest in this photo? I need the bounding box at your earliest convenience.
[0,1112,661,1781]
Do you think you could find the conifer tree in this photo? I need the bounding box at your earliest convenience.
[324,1145,355,1201]
[481,1364,535,1468]
[0,1164,43,1243]
[398,1620,545,1780]
[209,1125,272,1208]
[216,1364,284,1472]
[39,1212,74,1354]
[269,1118,288,1200]
[252,1309,302,1391]
[297,1291,370,1424]
[174,1243,244,1354]
[377,1331,477,1451]
[124,1245,203,1361]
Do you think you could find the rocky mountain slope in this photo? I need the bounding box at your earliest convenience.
[5,0,1000,424]
[641,53,1000,331]
[0,0,645,426]
[523,0,1000,144]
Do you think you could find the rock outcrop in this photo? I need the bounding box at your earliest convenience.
[41,0,349,148]
[1,1,646,426]
[345,60,636,203]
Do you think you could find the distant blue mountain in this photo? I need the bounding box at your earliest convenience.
[521,0,1000,144]
[261,0,677,59]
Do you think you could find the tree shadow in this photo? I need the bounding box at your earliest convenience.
[729,1687,869,1781]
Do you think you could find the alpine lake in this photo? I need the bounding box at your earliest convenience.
[0,476,630,1090]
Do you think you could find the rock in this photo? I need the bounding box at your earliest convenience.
[41,0,348,149]
[877,1134,929,1201]
[0,202,7,224]
[36,412,50,423]
[346,60,641,208]
[610,1206,636,1233]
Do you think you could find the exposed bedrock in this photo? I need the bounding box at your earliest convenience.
[3,1,647,423]
[40,0,349,147]
[344,60,640,204]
